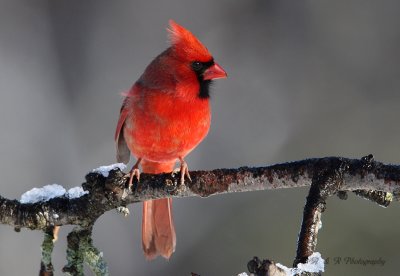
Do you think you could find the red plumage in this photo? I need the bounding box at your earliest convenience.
[115,20,226,260]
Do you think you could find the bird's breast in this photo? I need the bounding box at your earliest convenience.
[124,91,211,162]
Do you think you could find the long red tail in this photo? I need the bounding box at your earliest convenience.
[141,160,176,260]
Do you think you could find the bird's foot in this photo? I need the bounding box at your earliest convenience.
[128,158,142,189]
[172,158,191,192]
[179,159,192,185]
[128,168,141,188]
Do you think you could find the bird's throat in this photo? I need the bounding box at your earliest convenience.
[198,79,213,99]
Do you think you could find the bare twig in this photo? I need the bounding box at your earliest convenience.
[244,155,398,275]
[294,157,347,267]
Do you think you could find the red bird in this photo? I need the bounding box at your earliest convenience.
[115,20,227,260]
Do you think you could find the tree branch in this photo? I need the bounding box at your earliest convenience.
[62,226,109,276]
[0,156,398,231]
[1,155,399,275]
[294,157,348,267]
[39,227,55,276]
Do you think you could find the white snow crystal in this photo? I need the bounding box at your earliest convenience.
[92,163,127,177]
[276,263,292,275]
[67,186,89,199]
[318,219,323,230]
[20,184,66,204]
[20,184,89,203]
[296,252,324,273]
[276,252,324,275]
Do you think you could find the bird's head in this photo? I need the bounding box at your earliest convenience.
[168,20,227,98]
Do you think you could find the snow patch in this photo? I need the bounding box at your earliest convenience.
[67,186,89,199]
[277,252,324,275]
[237,273,248,276]
[92,163,127,177]
[20,184,89,204]
[20,184,66,204]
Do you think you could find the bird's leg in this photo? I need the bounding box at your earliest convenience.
[128,158,142,189]
[178,157,191,186]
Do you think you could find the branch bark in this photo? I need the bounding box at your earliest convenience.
[39,227,55,276]
[0,156,398,231]
[294,157,348,267]
[0,155,398,275]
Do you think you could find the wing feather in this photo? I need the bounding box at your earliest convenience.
[115,99,131,163]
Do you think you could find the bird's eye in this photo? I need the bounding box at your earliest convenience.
[192,61,203,72]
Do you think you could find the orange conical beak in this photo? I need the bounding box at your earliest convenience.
[203,62,227,80]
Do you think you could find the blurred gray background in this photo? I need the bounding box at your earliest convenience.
[1,0,400,275]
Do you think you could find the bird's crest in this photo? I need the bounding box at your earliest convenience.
[168,20,212,62]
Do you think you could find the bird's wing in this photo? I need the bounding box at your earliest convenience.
[115,97,131,164]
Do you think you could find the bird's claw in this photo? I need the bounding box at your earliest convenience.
[128,168,141,189]
[171,158,191,191]
[122,167,140,200]
[128,158,142,190]
[180,162,191,186]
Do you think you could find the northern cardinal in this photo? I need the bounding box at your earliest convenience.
[115,20,227,260]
